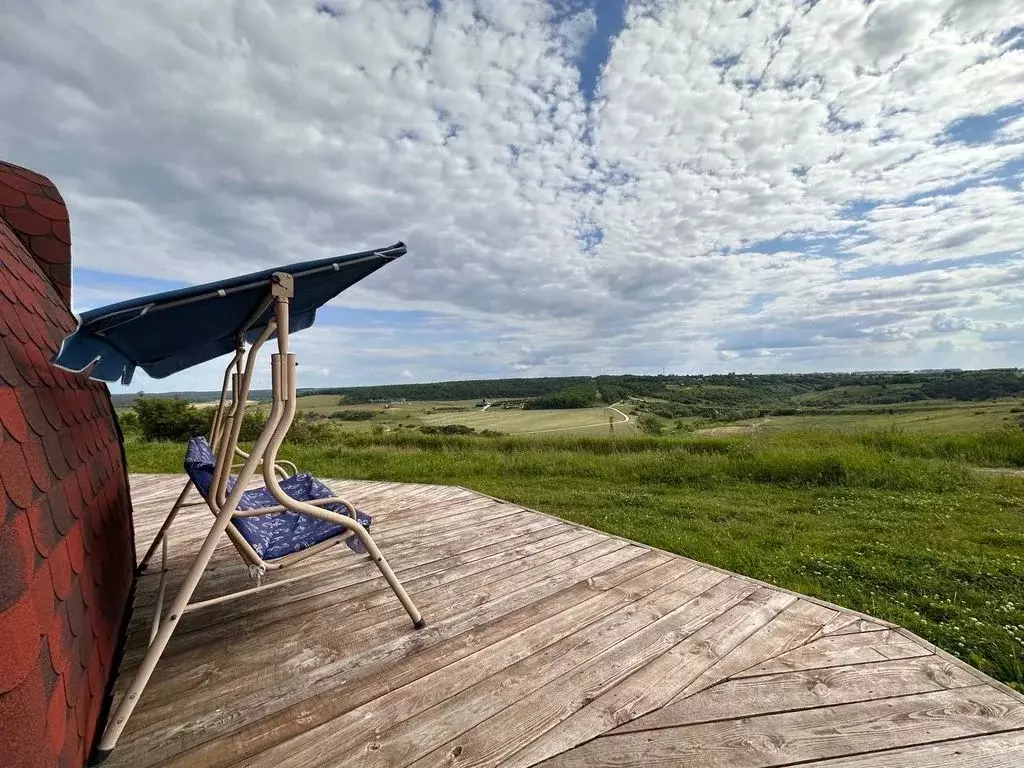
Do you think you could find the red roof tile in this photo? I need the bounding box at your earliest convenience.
[51,219,70,246]
[0,438,33,509]
[0,389,28,442]
[65,581,87,638]
[3,206,52,237]
[0,184,25,207]
[48,609,72,679]
[15,387,50,436]
[66,523,85,576]
[45,679,67,760]
[30,561,55,629]
[0,168,42,194]
[0,670,48,767]
[22,439,53,494]
[41,430,72,480]
[25,193,70,222]
[0,595,40,694]
[49,485,76,536]
[27,501,60,560]
[48,540,72,601]
[7,165,52,186]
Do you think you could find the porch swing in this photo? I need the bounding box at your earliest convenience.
[53,242,425,764]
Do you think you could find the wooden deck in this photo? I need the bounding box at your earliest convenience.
[107,473,1024,767]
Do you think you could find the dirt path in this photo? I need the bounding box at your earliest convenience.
[517,402,630,436]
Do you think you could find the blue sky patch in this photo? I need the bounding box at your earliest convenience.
[941,102,1023,145]
[552,0,629,108]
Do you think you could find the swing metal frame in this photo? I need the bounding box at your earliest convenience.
[93,272,424,761]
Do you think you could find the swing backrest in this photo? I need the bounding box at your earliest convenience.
[184,435,232,498]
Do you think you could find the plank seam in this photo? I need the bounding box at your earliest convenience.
[609,676,985,735]
[756,724,1024,768]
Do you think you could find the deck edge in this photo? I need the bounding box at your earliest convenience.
[454,484,1024,705]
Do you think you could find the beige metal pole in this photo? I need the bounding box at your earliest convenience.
[209,352,238,444]
[136,480,192,573]
[215,322,276,506]
[256,279,424,628]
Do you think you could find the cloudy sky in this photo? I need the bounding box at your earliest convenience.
[1,0,1022,392]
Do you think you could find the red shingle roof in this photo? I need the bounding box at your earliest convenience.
[0,162,135,767]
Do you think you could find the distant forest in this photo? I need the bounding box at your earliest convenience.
[111,369,1024,413]
[309,369,1024,407]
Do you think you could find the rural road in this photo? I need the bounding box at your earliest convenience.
[607,402,630,424]
[518,401,630,436]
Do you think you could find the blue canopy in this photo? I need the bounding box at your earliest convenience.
[53,242,406,384]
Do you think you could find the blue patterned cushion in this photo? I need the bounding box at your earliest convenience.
[183,436,371,559]
[184,435,219,497]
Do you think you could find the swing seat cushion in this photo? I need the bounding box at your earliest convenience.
[184,436,371,560]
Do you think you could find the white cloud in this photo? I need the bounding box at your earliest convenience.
[1,0,1022,387]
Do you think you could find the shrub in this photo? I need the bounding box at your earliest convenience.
[328,410,377,421]
[636,414,664,436]
[134,397,210,442]
[420,424,476,435]
[116,410,140,436]
[133,396,266,442]
[284,419,337,445]
[237,410,267,442]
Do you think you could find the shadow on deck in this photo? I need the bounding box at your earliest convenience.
[109,474,1024,767]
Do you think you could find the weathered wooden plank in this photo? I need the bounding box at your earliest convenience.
[538,686,1024,768]
[128,511,569,623]
[131,517,570,636]
[324,571,737,768]
[145,493,518,567]
[237,557,701,768]
[112,544,649,764]
[323,481,462,512]
[502,589,798,767]
[398,576,761,768]
[733,629,929,677]
[149,550,677,768]
[799,729,1024,767]
[123,521,579,665]
[660,598,840,705]
[615,656,980,733]
[129,498,553,620]
[135,535,626,708]
[126,497,542,627]
[139,519,573,639]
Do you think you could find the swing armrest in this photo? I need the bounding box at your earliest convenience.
[230,457,296,479]
[231,495,361,519]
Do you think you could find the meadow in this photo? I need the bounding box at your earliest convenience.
[250,395,639,436]
[126,413,1024,692]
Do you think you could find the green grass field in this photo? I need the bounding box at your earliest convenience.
[699,400,1024,436]
[263,395,640,436]
[126,420,1024,692]
[420,405,636,436]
